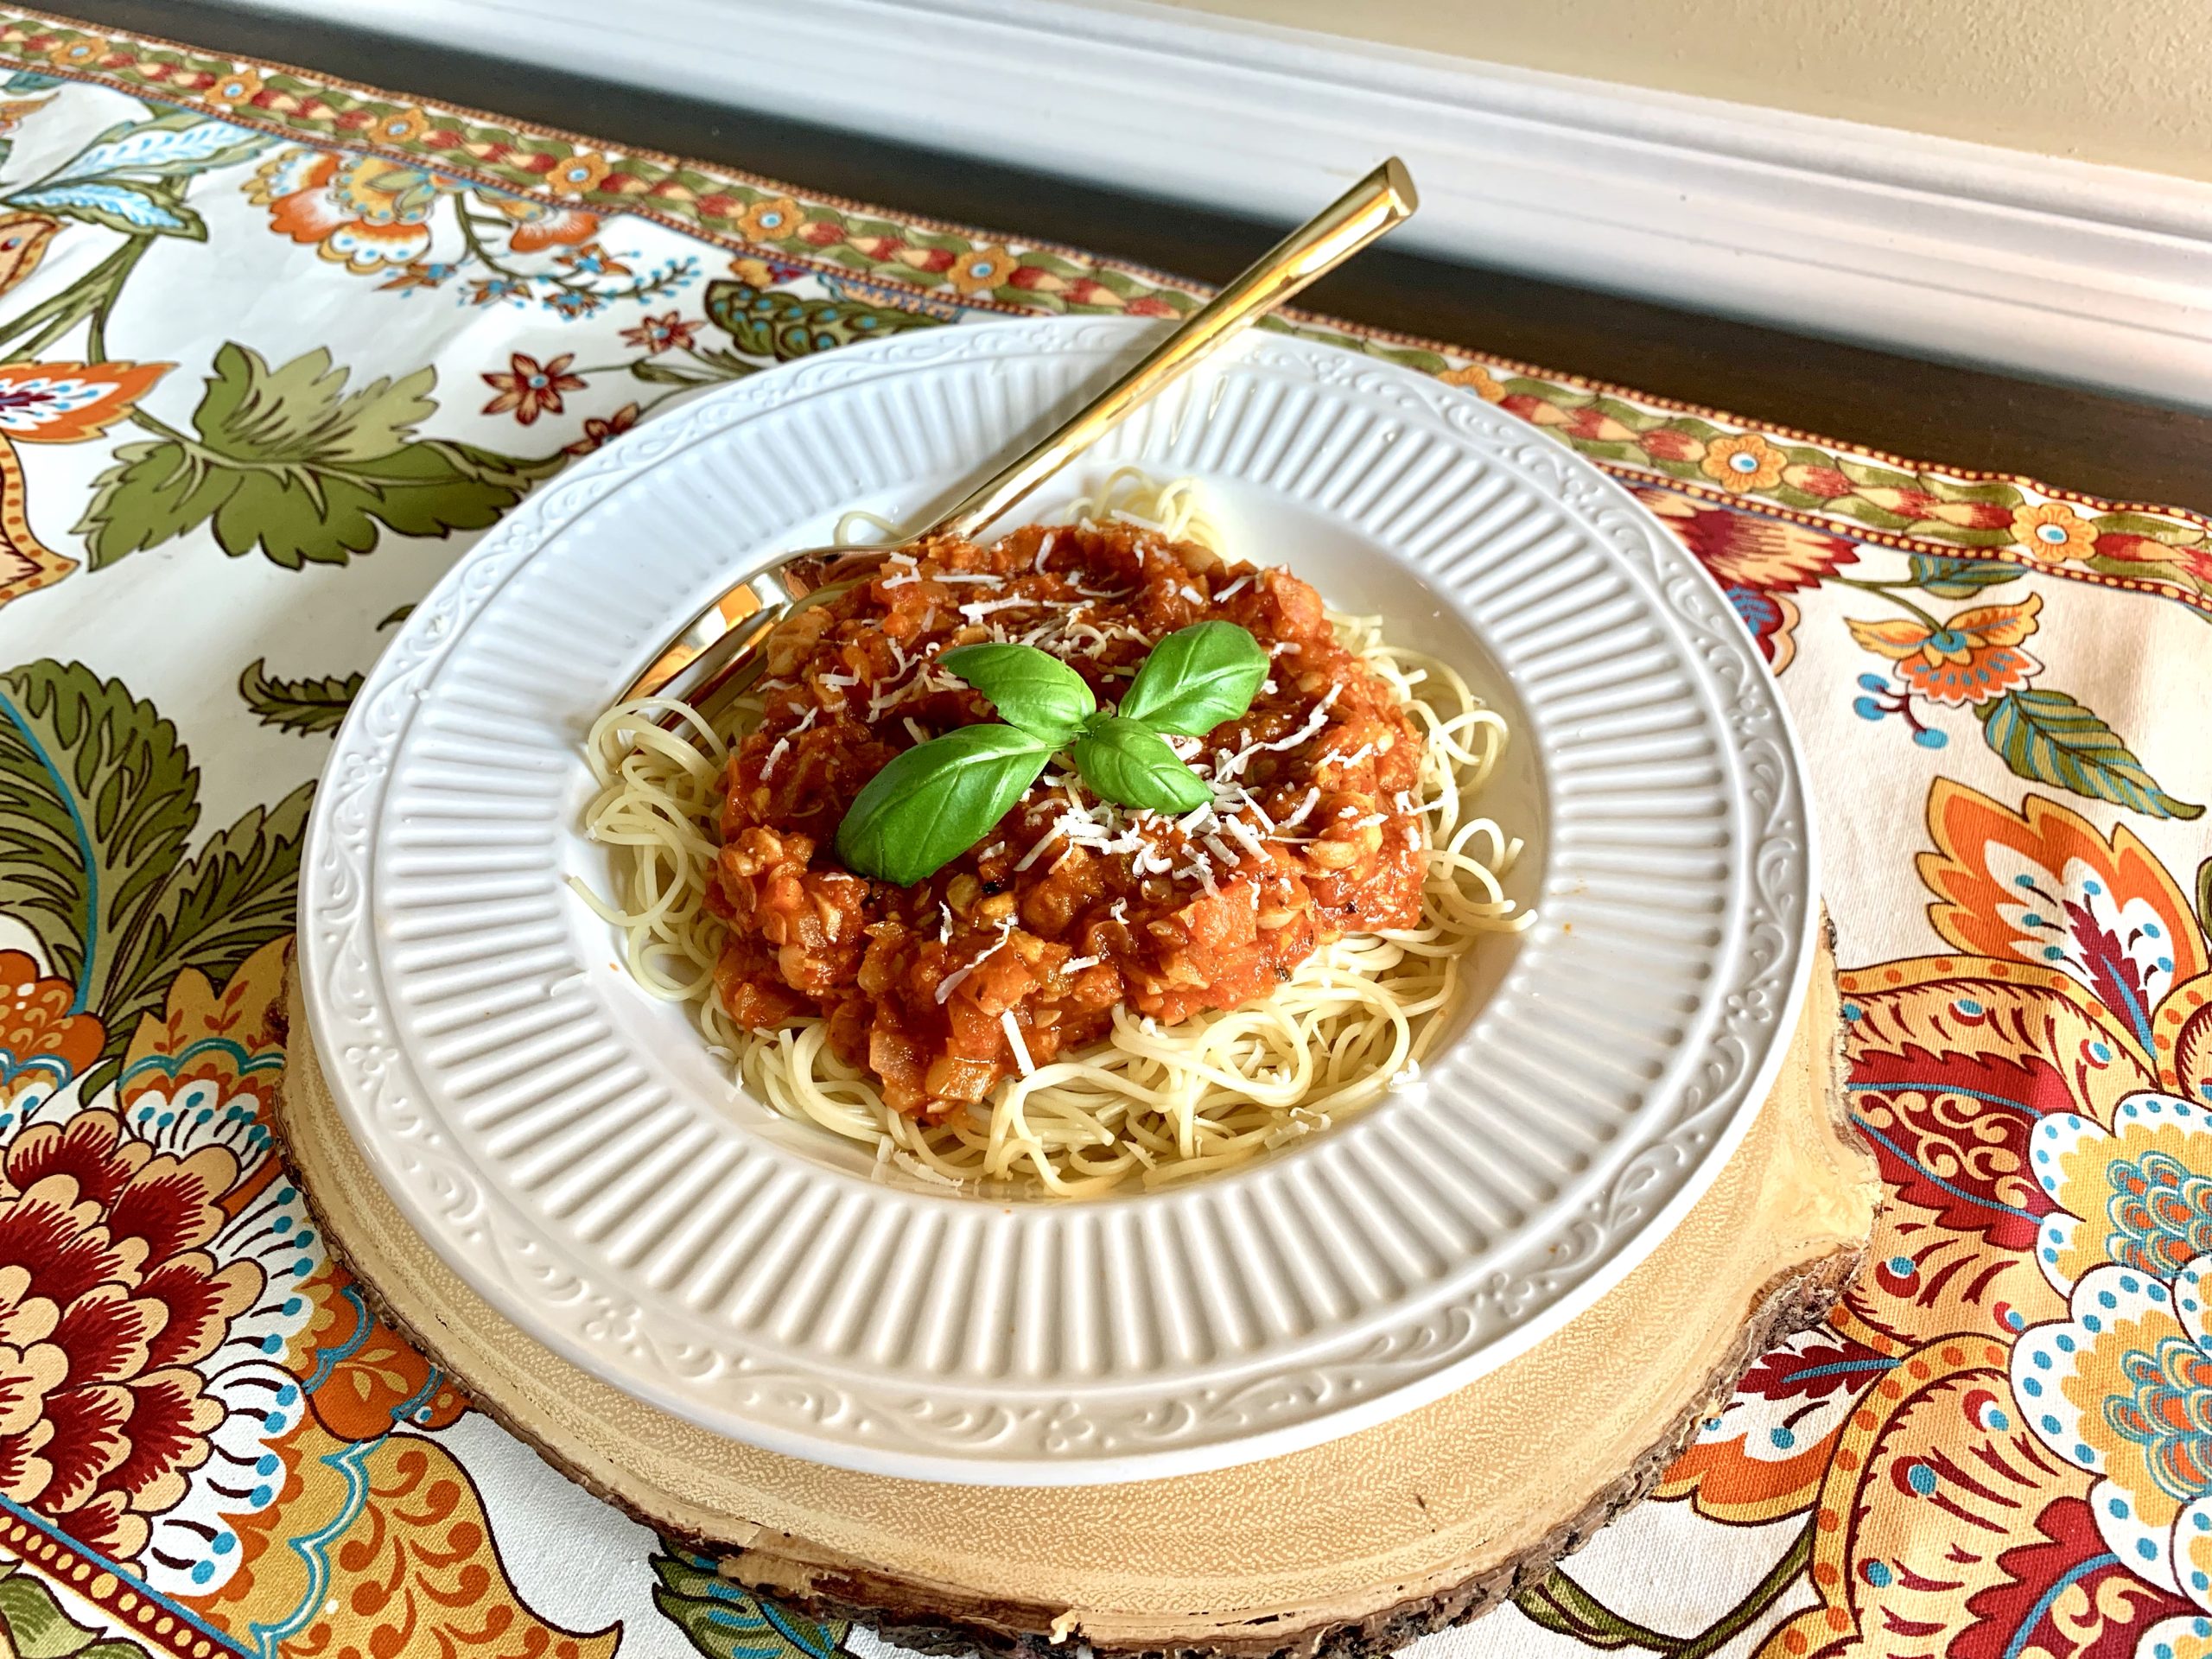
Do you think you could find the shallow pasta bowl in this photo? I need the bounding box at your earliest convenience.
[296,315,1817,1485]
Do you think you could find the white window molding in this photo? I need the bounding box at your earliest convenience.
[241,0,2212,407]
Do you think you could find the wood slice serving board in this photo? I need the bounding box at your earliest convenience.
[275,931,1872,1659]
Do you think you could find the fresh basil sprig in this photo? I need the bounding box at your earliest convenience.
[938,643,1095,743]
[832,621,1270,886]
[1070,716,1212,813]
[1118,620,1270,734]
[833,724,1057,887]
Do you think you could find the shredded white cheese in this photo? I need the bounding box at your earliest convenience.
[1001,1009,1034,1076]
[958,596,1036,623]
[1014,823,1066,872]
[934,920,1015,1003]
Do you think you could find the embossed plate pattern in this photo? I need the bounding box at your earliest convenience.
[299,318,1815,1484]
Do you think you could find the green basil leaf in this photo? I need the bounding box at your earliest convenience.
[1117,621,1268,736]
[1071,716,1211,813]
[940,643,1096,742]
[835,724,1056,885]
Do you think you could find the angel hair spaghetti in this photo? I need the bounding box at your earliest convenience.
[574,473,1532,1196]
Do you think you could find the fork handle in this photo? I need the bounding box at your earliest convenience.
[930,157,1417,541]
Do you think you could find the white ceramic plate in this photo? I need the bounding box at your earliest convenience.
[299,316,1815,1485]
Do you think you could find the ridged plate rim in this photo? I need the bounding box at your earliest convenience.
[297,316,1817,1484]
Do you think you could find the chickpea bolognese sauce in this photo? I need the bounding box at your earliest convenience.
[575,475,1532,1195]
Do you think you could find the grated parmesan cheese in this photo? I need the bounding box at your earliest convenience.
[958,596,1036,623]
[1001,1009,1034,1076]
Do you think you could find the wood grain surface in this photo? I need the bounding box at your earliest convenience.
[271,932,1877,1659]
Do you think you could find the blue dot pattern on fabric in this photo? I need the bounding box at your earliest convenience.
[1907,1463,1937,1495]
[1863,1560,1892,1588]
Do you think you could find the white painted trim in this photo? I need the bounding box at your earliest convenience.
[246,0,2212,406]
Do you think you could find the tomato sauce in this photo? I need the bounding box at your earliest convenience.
[710,522,1427,1116]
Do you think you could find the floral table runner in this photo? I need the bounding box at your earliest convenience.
[0,9,2209,1659]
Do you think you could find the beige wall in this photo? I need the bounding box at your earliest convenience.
[1151,0,2212,182]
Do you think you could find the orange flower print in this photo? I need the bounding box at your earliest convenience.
[1633,485,1856,674]
[556,241,630,276]
[205,67,262,108]
[947,244,1017,296]
[1847,592,2043,706]
[565,402,642,457]
[736,195,802,242]
[369,105,429,145]
[1700,431,1789,493]
[474,191,599,254]
[42,35,117,70]
[0,953,101,1118]
[290,1265,467,1441]
[0,361,168,444]
[1733,781,2212,1659]
[246,149,444,275]
[548,149,610,196]
[481,353,586,425]
[0,213,58,301]
[1440,363,1507,403]
[2014,500,2098,565]
[620,313,696,353]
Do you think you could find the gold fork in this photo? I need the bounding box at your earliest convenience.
[615,157,1418,728]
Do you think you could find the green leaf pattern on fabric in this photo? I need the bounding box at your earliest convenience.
[77,344,564,569]
[703,277,941,362]
[238,658,361,734]
[0,659,309,1075]
[649,1542,849,1659]
[0,1560,156,1659]
[1975,688,2203,821]
[1906,553,2022,598]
